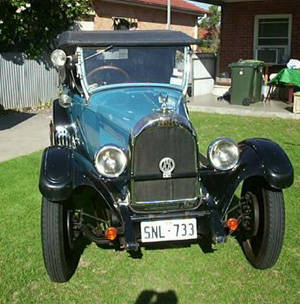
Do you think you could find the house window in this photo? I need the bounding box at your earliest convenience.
[254,15,292,65]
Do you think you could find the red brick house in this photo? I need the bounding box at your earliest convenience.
[197,0,300,74]
[92,0,207,38]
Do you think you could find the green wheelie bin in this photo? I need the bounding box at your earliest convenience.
[229,60,264,105]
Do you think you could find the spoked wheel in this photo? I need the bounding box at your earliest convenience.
[238,179,285,269]
[41,196,86,282]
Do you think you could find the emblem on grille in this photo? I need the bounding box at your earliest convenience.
[159,157,175,178]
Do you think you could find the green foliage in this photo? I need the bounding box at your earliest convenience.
[199,5,221,53]
[200,5,221,30]
[0,0,91,57]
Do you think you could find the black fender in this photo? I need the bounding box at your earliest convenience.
[201,138,293,213]
[39,147,121,222]
[53,99,71,126]
[242,138,293,188]
[39,147,73,201]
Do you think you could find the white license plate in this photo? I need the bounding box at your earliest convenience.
[141,218,197,243]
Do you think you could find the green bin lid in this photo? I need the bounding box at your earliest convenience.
[229,59,264,68]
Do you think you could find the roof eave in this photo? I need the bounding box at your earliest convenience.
[192,0,263,5]
[100,0,207,15]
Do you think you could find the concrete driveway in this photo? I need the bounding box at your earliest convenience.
[0,109,51,163]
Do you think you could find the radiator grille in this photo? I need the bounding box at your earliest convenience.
[131,124,199,211]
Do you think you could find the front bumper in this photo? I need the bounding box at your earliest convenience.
[119,203,226,251]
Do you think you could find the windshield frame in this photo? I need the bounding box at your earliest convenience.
[76,45,191,100]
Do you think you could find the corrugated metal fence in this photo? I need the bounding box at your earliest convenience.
[0,53,58,110]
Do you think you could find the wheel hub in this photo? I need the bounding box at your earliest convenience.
[240,191,260,238]
[66,210,81,249]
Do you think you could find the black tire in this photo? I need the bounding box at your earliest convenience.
[239,179,285,269]
[242,98,251,106]
[41,197,84,282]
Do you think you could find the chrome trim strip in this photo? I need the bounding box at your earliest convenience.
[76,47,90,101]
[182,47,191,96]
[131,112,195,140]
[135,197,198,205]
[130,196,202,214]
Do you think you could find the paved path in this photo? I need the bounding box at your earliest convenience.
[188,94,300,120]
[0,109,51,163]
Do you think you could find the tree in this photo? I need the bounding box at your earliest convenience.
[198,5,221,53]
[0,0,91,58]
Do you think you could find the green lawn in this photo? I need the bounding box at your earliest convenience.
[0,113,299,304]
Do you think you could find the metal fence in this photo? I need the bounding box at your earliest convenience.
[0,53,57,110]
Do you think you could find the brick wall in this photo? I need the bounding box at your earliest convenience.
[220,0,300,73]
[93,0,197,37]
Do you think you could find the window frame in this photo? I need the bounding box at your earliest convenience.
[253,14,292,65]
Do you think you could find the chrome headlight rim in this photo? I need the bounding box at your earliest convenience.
[207,137,240,171]
[95,145,127,178]
[50,49,67,69]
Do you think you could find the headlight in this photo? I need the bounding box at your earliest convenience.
[95,146,127,178]
[51,49,67,68]
[208,138,239,171]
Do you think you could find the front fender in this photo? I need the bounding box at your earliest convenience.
[39,147,118,209]
[242,138,293,189]
[39,147,73,201]
[201,138,293,212]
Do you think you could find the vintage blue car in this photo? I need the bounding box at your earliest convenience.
[39,30,294,282]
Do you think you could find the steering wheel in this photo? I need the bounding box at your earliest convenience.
[87,65,130,83]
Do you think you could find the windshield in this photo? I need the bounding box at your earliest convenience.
[81,46,187,90]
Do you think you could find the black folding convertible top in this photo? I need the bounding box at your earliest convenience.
[57,30,200,52]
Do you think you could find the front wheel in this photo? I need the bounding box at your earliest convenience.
[239,180,285,269]
[41,197,85,282]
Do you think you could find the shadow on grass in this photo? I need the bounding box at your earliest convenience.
[143,241,193,251]
[143,238,215,254]
[135,290,178,304]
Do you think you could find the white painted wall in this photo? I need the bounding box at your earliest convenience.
[192,54,215,96]
[74,21,94,31]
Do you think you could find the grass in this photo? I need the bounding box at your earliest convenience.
[0,113,299,304]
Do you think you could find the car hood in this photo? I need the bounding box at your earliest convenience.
[77,86,186,159]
